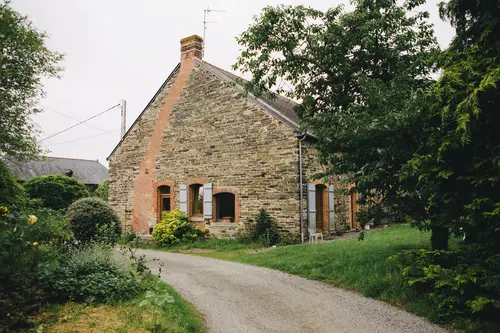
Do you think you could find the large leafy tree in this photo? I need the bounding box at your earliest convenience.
[234,0,439,235]
[404,0,500,251]
[0,1,63,159]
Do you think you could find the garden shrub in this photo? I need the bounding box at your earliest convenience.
[392,248,500,331]
[0,206,71,330]
[250,209,279,246]
[94,180,109,201]
[39,245,142,303]
[66,197,121,246]
[278,232,300,246]
[24,174,89,210]
[152,209,204,246]
[120,231,137,243]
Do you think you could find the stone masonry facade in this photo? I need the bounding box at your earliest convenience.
[108,35,351,238]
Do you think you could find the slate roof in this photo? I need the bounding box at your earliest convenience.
[199,61,301,129]
[4,156,108,185]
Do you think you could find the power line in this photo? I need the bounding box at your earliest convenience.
[41,104,118,136]
[38,103,120,142]
[46,130,120,147]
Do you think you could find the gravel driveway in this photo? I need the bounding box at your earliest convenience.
[137,249,452,333]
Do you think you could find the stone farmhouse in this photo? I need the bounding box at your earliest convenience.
[107,35,359,240]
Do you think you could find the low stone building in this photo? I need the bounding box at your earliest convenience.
[107,35,358,240]
[4,156,108,190]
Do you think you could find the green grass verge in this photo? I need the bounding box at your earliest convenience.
[122,237,264,260]
[34,276,206,333]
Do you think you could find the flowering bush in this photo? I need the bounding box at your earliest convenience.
[0,206,72,329]
[152,209,205,246]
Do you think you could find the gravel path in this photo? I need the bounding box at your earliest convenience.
[138,249,452,333]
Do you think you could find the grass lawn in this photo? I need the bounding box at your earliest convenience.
[34,278,206,333]
[238,225,428,298]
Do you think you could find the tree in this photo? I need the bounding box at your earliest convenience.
[234,1,439,238]
[0,160,24,207]
[94,180,109,201]
[404,0,500,251]
[0,2,63,159]
[24,175,89,210]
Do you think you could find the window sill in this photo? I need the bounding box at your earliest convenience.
[188,217,204,222]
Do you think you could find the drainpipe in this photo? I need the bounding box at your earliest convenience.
[296,133,307,243]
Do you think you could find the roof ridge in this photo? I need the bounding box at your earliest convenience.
[39,155,99,163]
[199,60,298,104]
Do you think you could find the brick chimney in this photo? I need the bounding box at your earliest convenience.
[180,35,203,66]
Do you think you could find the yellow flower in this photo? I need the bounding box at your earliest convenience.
[0,206,8,217]
[13,227,17,232]
[32,242,38,247]
[28,215,38,224]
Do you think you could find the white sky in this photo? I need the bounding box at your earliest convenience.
[11,0,454,166]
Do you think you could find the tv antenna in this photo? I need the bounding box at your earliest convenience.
[202,7,225,58]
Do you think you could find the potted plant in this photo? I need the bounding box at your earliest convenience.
[222,216,233,223]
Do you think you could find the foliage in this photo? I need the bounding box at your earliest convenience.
[39,245,142,304]
[121,231,138,243]
[0,2,63,159]
[0,206,71,330]
[402,0,500,251]
[66,197,121,246]
[34,279,206,333]
[393,248,500,331]
[0,159,24,207]
[234,1,439,235]
[120,238,151,275]
[94,180,109,201]
[152,209,205,246]
[24,174,89,211]
[249,209,279,246]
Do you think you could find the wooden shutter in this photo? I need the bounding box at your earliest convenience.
[203,183,213,219]
[328,185,335,231]
[179,184,187,214]
[307,183,316,235]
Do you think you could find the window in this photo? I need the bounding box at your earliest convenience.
[158,186,171,221]
[190,184,204,216]
[214,193,235,222]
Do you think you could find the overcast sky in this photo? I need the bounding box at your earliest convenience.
[11,0,455,166]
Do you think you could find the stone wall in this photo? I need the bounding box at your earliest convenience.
[109,57,351,238]
[109,62,301,235]
[301,139,350,232]
[155,64,300,234]
[108,69,179,232]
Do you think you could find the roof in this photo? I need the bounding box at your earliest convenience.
[199,61,301,129]
[3,156,109,185]
[107,60,310,160]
